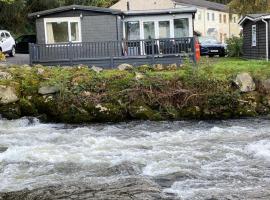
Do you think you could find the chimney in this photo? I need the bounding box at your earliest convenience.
[127,1,130,11]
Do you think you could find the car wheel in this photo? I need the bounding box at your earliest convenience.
[9,46,15,57]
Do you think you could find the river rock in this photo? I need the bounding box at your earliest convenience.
[91,66,103,73]
[261,79,270,94]
[0,72,12,80]
[0,146,8,153]
[234,72,256,92]
[0,86,19,104]
[38,86,60,95]
[118,63,133,71]
[0,177,175,200]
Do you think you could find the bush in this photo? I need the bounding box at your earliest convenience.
[0,52,5,61]
[226,36,243,57]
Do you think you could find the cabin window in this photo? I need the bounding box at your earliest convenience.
[159,21,170,38]
[252,25,257,47]
[125,21,140,40]
[174,18,189,38]
[143,21,155,39]
[45,17,81,44]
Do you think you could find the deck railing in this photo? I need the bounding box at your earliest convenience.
[29,37,196,67]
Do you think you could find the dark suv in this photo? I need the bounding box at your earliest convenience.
[199,36,226,57]
[15,35,36,54]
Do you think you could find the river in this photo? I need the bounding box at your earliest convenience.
[0,117,270,199]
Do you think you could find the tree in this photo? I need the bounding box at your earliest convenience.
[229,0,270,15]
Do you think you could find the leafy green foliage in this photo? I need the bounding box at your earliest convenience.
[226,36,243,57]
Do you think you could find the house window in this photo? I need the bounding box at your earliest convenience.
[252,25,257,47]
[207,13,210,21]
[212,13,215,21]
[125,21,140,40]
[174,18,189,38]
[143,21,155,39]
[223,14,227,23]
[45,17,81,44]
[219,14,222,23]
[233,16,237,23]
[159,21,170,38]
[198,12,202,20]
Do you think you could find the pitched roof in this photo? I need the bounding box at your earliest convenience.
[239,13,270,25]
[174,0,228,12]
[28,5,122,18]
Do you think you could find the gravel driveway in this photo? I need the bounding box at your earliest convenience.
[0,54,30,66]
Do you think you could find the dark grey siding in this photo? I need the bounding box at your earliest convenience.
[35,10,122,44]
[243,20,268,59]
[81,15,121,42]
[36,18,45,44]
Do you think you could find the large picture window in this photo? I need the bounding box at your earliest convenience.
[174,18,189,38]
[45,17,81,44]
[125,21,140,40]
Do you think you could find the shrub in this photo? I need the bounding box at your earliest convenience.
[226,36,243,57]
[0,52,6,61]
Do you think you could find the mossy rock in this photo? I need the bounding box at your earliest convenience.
[128,103,164,121]
[60,105,93,123]
[179,106,202,119]
[0,103,21,119]
[84,103,127,122]
[20,98,38,116]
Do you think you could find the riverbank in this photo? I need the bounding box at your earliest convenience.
[1,58,270,123]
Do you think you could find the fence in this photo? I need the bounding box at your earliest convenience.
[29,37,196,67]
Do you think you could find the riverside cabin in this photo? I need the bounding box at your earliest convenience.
[28,5,197,67]
[239,14,270,61]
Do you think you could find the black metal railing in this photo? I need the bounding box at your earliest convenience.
[29,37,196,67]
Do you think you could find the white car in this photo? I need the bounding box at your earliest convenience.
[0,30,16,57]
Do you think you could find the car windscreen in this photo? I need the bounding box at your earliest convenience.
[199,37,220,45]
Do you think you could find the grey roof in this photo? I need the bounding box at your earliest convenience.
[123,7,197,16]
[28,5,122,18]
[174,0,228,12]
[239,13,270,25]
[29,5,197,18]
[246,13,270,19]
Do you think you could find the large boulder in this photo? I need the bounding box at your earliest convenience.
[117,63,133,71]
[234,72,256,92]
[38,86,60,95]
[0,86,19,104]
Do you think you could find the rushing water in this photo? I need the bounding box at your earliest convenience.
[0,117,270,199]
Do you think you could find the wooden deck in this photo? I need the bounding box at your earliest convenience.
[29,37,196,67]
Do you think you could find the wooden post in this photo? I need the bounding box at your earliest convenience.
[151,39,155,65]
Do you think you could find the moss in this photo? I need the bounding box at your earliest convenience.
[20,98,38,116]
[128,103,164,121]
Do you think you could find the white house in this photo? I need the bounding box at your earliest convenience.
[111,0,242,43]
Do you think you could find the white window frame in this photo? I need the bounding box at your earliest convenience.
[123,14,193,40]
[44,17,82,44]
[252,25,257,47]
